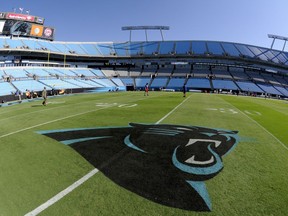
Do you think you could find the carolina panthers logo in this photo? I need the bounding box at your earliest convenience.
[38,123,239,211]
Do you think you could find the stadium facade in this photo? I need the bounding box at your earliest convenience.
[0,12,288,103]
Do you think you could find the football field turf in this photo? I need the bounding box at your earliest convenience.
[0,91,287,216]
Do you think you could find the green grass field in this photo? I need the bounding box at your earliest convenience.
[0,92,287,216]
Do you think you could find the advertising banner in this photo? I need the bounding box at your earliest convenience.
[6,13,35,22]
[35,17,45,24]
[42,27,54,40]
[30,24,43,37]
[0,13,45,25]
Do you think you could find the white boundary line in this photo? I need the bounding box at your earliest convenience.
[24,95,189,215]
[222,97,288,151]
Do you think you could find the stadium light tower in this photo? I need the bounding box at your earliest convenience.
[122,26,170,42]
[268,34,288,51]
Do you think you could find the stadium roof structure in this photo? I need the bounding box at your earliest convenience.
[1,36,288,75]
[122,26,170,42]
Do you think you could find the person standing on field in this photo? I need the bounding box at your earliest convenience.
[144,83,149,96]
[42,87,47,106]
[182,84,187,97]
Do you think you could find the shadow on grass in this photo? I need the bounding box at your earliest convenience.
[31,104,44,107]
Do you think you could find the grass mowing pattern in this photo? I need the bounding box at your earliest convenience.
[0,92,287,216]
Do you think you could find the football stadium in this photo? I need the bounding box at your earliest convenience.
[0,10,288,216]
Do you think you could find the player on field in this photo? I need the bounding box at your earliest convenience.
[144,83,149,96]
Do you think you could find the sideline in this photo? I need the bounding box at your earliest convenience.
[24,94,190,215]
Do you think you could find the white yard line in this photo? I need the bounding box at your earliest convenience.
[156,96,191,124]
[24,94,189,215]
[241,110,288,151]
[223,98,288,151]
[0,108,107,139]
[24,169,99,216]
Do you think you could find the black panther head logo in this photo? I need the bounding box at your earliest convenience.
[38,123,239,211]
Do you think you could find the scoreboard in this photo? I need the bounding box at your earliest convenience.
[0,12,55,40]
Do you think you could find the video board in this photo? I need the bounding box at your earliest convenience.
[0,12,54,40]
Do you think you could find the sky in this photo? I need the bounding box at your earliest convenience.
[1,0,288,50]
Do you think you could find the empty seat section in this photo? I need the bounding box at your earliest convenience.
[249,46,269,61]
[235,44,255,58]
[51,42,70,54]
[221,42,241,57]
[113,43,128,56]
[130,68,142,77]
[157,66,173,76]
[173,65,191,76]
[274,86,288,97]
[64,79,94,88]
[191,41,207,55]
[65,43,87,55]
[91,69,105,77]
[121,78,134,86]
[257,83,282,95]
[142,66,157,76]
[175,41,191,54]
[186,78,211,89]
[5,38,24,49]
[247,71,265,82]
[135,77,151,90]
[71,69,98,77]
[274,75,288,86]
[0,69,6,80]
[36,40,61,52]
[236,81,264,93]
[97,43,113,55]
[0,82,16,96]
[212,80,239,90]
[111,78,125,87]
[207,42,224,55]
[166,78,185,90]
[25,68,50,77]
[102,69,117,77]
[0,37,6,48]
[80,44,102,56]
[142,42,159,55]
[12,80,48,92]
[77,79,105,87]
[159,41,175,55]
[55,69,77,77]
[39,79,79,90]
[192,64,210,78]
[43,68,63,76]
[229,67,249,80]
[150,77,168,89]
[4,68,28,78]
[93,78,116,87]
[21,39,43,50]
[116,69,129,77]
[261,73,281,85]
[212,71,233,80]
